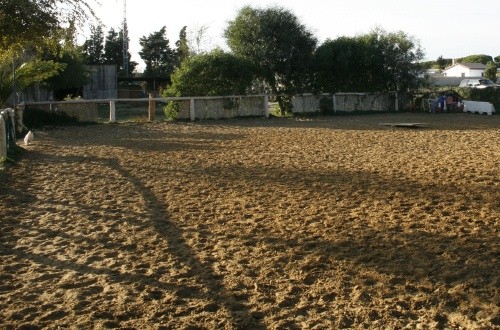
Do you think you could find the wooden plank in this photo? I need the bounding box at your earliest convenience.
[379,122,428,128]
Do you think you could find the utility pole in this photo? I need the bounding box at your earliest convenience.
[122,0,129,76]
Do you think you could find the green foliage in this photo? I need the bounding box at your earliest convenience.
[175,26,190,66]
[456,87,500,110]
[45,51,88,91]
[103,28,136,76]
[457,54,493,65]
[319,97,334,115]
[0,57,65,106]
[435,55,452,69]
[164,49,256,97]
[139,26,176,77]
[163,101,181,121]
[224,6,317,115]
[0,0,96,52]
[82,24,105,64]
[23,107,80,128]
[314,28,424,93]
[484,61,498,81]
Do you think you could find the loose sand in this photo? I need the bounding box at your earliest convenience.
[1,113,499,329]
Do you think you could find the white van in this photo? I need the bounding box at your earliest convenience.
[459,78,499,89]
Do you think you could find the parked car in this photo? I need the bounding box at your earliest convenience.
[459,78,500,89]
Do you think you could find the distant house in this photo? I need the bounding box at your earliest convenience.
[443,62,486,78]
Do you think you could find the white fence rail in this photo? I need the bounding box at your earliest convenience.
[22,92,402,124]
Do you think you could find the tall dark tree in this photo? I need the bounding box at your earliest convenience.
[484,61,498,81]
[224,6,317,114]
[82,24,105,64]
[139,26,176,77]
[314,28,424,93]
[175,26,190,67]
[103,28,136,76]
[436,55,449,70]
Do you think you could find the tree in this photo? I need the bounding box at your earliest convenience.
[314,28,424,93]
[164,49,256,97]
[175,26,190,67]
[82,24,105,65]
[224,6,317,114]
[458,54,493,64]
[139,26,176,77]
[435,55,452,70]
[484,61,497,82]
[46,50,88,99]
[0,0,96,52]
[103,28,136,76]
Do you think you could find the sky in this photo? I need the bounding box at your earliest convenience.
[87,0,500,71]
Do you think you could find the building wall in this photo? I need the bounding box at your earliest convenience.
[444,66,484,77]
[83,65,118,99]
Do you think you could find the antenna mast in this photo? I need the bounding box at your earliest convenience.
[122,0,129,76]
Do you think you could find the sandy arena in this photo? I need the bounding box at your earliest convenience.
[1,113,499,329]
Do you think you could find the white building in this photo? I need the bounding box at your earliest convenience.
[443,62,486,77]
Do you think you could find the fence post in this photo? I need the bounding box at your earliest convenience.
[109,100,116,123]
[333,94,337,113]
[395,92,399,111]
[264,94,269,118]
[190,98,195,121]
[15,102,24,136]
[0,114,6,161]
[148,93,156,121]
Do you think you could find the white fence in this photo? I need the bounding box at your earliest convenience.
[22,92,403,123]
[292,92,401,113]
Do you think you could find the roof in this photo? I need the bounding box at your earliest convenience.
[444,62,487,71]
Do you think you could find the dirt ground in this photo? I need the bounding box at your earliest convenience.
[1,113,499,329]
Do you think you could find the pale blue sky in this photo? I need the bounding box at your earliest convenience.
[91,0,499,70]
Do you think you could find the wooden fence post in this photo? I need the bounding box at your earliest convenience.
[395,92,399,111]
[0,114,6,160]
[109,101,116,123]
[148,93,156,121]
[15,102,24,135]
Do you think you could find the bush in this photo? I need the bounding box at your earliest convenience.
[23,107,80,129]
[163,101,180,121]
[456,88,500,110]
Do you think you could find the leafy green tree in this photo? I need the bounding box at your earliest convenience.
[46,50,88,99]
[0,57,65,106]
[224,6,317,114]
[104,29,122,66]
[0,0,96,52]
[484,61,498,81]
[82,24,105,64]
[458,54,493,64]
[314,36,367,93]
[314,28,424,93]
[435,55,452,69]
[175,26,190,67]
[164,49,256,97]
[495,55,500,63]
[139,26,176,77]
[103,27,136,76]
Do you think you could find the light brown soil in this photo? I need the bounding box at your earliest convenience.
[1,113,499,329]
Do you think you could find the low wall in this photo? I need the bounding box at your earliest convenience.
[24,102,99,122]
[292,93,405,113]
